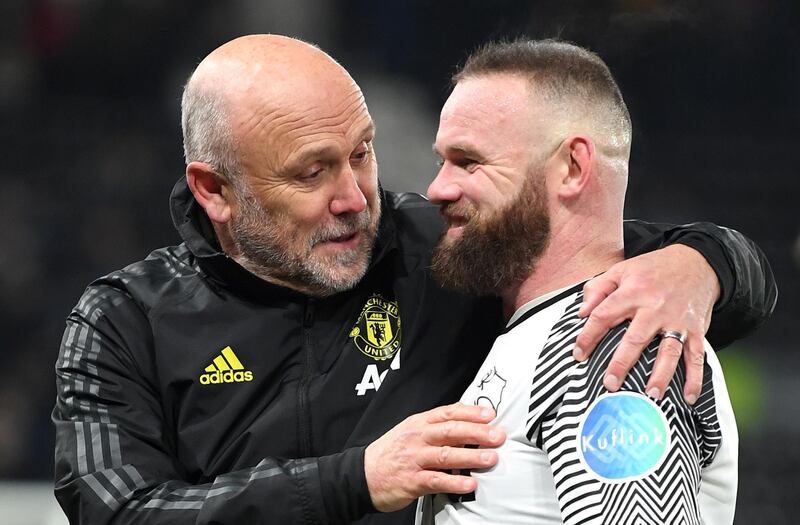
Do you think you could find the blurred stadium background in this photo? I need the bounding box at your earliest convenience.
[1,1,797,523]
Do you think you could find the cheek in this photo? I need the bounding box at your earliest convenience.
[459,177,498,211]
[472,169,520,211]
[360,166,380,208]
[279,195,333,235]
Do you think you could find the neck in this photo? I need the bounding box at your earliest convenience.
[500,220,624,320]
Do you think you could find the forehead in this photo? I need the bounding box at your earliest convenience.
[232,72,373,169]
[436,75,533,150]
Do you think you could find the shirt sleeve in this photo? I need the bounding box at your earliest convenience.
[526,296,736,525]
[622,219,777,348]
[53,284,374,524]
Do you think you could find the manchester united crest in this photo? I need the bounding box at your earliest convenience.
[349,294,402,361]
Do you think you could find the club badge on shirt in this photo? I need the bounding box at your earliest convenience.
[474,366,507,411]
[349,294,402,361]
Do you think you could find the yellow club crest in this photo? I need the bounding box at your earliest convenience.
[349,294,402,361]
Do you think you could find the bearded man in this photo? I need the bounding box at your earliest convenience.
[420,39,739,525]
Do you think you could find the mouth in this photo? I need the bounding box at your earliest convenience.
[318,231,360,250]
[443,214,468,238]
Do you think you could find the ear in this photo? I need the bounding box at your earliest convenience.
[557,135,595,200]
[186,162,233,224]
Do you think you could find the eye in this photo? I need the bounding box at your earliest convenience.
[457,158,478,172]
[351,141,373,165]
[299,163,325,182]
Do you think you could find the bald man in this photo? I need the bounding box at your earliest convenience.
[53,35,773,524]
[419,40,737,525]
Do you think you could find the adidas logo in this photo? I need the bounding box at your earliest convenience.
[199,346,254,385]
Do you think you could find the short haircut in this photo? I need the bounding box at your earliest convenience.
[181,75,243,184]
[454,39,632,149]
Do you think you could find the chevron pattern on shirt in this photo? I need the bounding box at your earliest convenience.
[525,292,723,525]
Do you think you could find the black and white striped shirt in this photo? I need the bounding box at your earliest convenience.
[419,282,738,525]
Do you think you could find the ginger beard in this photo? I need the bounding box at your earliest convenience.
[431,172,551,296]
[229,182,381,297]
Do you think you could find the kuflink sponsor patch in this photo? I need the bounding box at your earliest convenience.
[576,391,670,482]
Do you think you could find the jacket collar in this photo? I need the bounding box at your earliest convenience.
[169,177,398,302]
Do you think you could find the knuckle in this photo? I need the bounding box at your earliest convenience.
[590,306,613,324]
[626,278,649,296]
[437,446,451,466]
[659,341,683,359]
[582,279,598,294]
[650,294,670,311]
[440,406,455,420]
[687,350,705,366]
[686,376,702,389]
[575,331,593,348]
[648,371,669,385]
[425,471,444,491]
[624,330,652,347]
[608,358,632,373]
[404,423,424,438]
[440,421,456,440]
[632,266,656,285]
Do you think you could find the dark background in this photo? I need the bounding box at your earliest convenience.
[1,1,797,523]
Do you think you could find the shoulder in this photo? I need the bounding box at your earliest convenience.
[383,191,444,252]
[384,191,433,211]
[74,243,203,323]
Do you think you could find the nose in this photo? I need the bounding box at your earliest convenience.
[330,166,368,216]
[426,163,462,204]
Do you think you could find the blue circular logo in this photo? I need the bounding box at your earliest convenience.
[576,392,670,482]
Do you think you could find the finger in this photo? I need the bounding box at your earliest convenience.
[601,316,658,392]
[423,420,506,448]
[418,471,477,496]
[644,335,684,400]
[424,403,496,425]
[417,445,498,471]
[682,334,706,405]
[574,295,630,361]
[578,269,621,318]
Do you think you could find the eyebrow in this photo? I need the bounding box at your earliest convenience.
[432,142,482,159]
[361,121,376,140]
[288,121,376,169]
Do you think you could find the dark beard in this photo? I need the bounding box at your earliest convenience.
[431,174,550,296]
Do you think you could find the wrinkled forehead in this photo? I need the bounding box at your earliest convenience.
[234,73,366,120]
[227,69,374,170]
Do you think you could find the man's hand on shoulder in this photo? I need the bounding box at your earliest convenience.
[573,244,720,405]
[364,403,505,513]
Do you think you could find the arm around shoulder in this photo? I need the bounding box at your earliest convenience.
[622,219,777,347]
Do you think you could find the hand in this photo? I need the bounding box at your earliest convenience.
[573,244,720,405]
[364,403,506,512]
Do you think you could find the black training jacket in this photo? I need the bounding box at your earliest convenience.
[53,178,776,525]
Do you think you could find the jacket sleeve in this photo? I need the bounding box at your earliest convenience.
[622,220,778,348]
[53,285,374,524]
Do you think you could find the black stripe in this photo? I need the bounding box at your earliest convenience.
[503,281,587,334]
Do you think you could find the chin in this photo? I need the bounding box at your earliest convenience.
[309,259,370,296]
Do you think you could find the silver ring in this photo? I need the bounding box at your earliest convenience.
[660,330,686,346]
